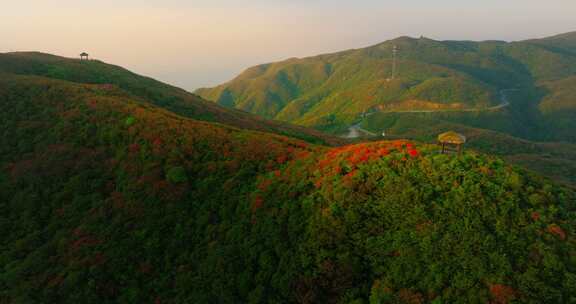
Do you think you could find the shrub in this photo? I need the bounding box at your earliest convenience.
[125,116,136,126]
[166,166,188,184]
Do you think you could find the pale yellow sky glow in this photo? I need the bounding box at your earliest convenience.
[2,0,575,89]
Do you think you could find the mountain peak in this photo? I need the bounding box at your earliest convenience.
[391,35,419,41]
[383,35,429,45]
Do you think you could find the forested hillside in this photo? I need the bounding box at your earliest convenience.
[196,32,576,140]
[1,68,576,303]
[0,52,345,146]
[0,73,318,302]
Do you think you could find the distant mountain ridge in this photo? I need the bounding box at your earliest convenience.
[196,31,576,139]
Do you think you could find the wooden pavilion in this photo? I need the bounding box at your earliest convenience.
[438,131,466,154]
[80,52,89,61]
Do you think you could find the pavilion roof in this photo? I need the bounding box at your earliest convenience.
[438,131,466,144]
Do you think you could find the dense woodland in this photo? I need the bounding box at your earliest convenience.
[1,53,576,303]
[0,74,317,303]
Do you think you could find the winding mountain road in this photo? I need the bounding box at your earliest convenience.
[341,89,517,139]
[341,122,377,138]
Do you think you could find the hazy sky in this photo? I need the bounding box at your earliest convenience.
[2,0,575,90]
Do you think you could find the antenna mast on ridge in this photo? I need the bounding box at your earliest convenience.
[391,45,398,80]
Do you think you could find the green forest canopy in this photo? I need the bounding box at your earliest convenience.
[0,71,575,303]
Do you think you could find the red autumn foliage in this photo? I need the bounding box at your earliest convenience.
[98,83,116,91]
[87,99,98,109]
[152,138,163,147]
[377,148,389,156]
[69,236,101,251]
[333,165,342,174]
[415,221,432,233]
[303,141,420,191]
[489,284,516,304]
[252,196,264,212]
[408,149,419,157]
[315,178,323,189]
[296,150,311,159]
[294,141,308,149]
[397,288,424,304]
[276,154,288,164]
[531,212,540,221]
[547,224,566,240]
[151,138,164,154]
[258,179,273,191]
[265,160,276,171]
[318,158,332,170]
[206,162,218,173]
[342,170,358,187]
[345,170,357,179]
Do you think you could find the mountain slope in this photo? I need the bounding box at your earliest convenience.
[0,52,346,146]
[250,141,576,303]
[1,69,576,303]
[0,73,318,303]
[196,33,576,140]
[197,37,503,127]
[524,31,576,55]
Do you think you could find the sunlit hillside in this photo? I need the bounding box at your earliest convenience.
[197,32,576,140]
[0,52,346,146]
